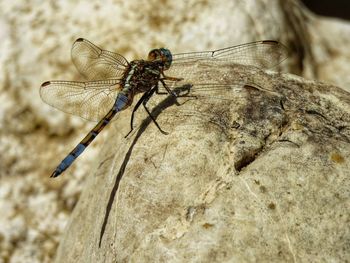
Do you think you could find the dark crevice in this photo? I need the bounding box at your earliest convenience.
[234,132,271,172]
[337,125,350,133]
[234,115,293,171]
[276,139,300,148]
[305,109,328,121]
[234,147,262,172]
[280,97,286,111]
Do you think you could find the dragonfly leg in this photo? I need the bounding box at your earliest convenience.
[158,79,177,97]
[162,73,183,82]
[166,82,198,105]
[157,72,183,97]
[125,88,152,138]
[142,86,169,135]
[158,79,198,107]
[159,74,196,101]
[125,86,168,137]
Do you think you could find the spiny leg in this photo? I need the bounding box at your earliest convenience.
[157,73,183,96]
[159,74,197,102]
[126,74,191,137]
[156,79,182,107]
[160,80,198,107]
[157,79,177,96]
[124,88,154,138]
[125,85,169,137]
[162,73,183,82]
[142,85,168,135]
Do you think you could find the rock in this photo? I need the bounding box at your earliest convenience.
[54,63,350,262]
[0,0,349,262]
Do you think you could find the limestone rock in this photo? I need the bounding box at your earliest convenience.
[0,0,349,262]
[54,61,350,262]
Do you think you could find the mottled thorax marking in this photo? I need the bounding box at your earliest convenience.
[124,64,137,90]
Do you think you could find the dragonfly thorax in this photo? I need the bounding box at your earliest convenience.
[123,60,163,96]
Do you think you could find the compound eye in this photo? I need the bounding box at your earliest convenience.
[148,49,161,61]
[159,48,172,69]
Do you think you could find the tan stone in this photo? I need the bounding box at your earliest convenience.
[55,65,350,262]
[0,0,349,262]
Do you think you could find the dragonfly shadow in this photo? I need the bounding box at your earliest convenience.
[98,84,191,247]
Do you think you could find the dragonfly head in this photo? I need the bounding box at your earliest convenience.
[148,48,172,70]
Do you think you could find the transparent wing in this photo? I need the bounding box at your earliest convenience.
[144,42,283,134]
[40,79,121,121]
[163,40,287,101]
[71,38,129,80]
[171,40,288,68]
[123,82,245,138]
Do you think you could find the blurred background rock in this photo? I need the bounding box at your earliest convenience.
[0,0,349,262]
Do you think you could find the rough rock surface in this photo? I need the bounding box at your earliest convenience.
[0,0,349,262]
[55,65,350,263]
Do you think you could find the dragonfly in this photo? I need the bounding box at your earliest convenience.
[40,38,288,178]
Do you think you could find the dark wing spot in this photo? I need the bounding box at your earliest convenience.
[262,40,279,45]
[41,81,51,87]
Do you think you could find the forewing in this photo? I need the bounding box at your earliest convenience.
[171,40,288,69]
[71,38,129,80]
[40,79,121,121]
